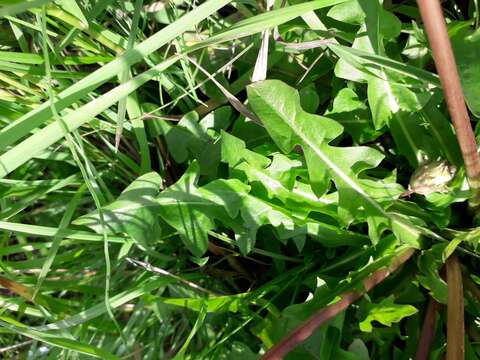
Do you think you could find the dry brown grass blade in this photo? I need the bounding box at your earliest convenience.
[446,255,464,360]
[0,275,56,310]
[0,275,34,301]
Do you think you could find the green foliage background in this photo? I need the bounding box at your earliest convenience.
[0,0,480,358]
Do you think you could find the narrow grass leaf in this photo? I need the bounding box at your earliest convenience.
[0,0,52,17]
[0,0,232,151]
[0,318,120,359]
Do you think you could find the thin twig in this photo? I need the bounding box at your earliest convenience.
[261,248,415,359]
[417,0,480,208]
[0,340,33,353]
[125,257,216,295]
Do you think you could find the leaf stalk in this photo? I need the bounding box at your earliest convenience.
[417,0,480,208]
[261,248,415,359]
[446,255,465,360]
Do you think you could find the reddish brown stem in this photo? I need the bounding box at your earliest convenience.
[261,248,415,360]
[446,255,464,360]
[417,0,480,206]
[415,297,441,360]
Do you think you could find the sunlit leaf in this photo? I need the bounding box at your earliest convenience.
[359,296,418,332]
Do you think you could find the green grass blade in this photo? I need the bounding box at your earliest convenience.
[189,0,350,51]
[328,43,441,87]
[0,318,120,359]
[0,0,232,151]
[0,220,126,242]
[34,278,172,331]
[0,56,179,177]
[33,186,85,299]
[0,0,52,17]
[172,305,207,359]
